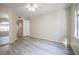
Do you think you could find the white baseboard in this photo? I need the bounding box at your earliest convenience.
[29,36,63,44]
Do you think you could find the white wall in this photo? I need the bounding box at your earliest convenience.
[30,9,67,43]
[66,7,72,46]
[23,19,30,36]
[9,11,17,43]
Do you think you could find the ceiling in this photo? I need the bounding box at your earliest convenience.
[0,3,72,18]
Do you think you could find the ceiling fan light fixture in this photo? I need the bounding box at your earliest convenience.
[26,3,38,12]
[28,7,36,12]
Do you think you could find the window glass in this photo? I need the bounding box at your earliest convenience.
[0,22,9,31]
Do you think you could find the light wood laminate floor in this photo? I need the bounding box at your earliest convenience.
[8,37,74,55]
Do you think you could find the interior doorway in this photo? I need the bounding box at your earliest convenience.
[17,16,23,39]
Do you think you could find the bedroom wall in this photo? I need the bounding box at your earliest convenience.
[30,8,67,43]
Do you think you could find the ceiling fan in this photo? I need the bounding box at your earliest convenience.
[26,3,39,12]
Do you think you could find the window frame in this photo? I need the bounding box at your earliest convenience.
[75,5,79,39]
